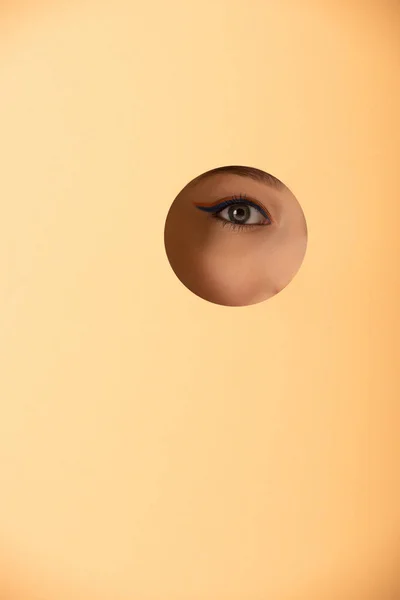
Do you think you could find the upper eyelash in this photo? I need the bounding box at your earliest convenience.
[195,194,271,221]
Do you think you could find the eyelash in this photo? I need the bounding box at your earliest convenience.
[205,194,272,231]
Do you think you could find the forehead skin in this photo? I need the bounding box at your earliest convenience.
[186,165,285,191]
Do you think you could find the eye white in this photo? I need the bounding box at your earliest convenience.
[219,204,264,225]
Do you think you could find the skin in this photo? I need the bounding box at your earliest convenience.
[164,168,308,306]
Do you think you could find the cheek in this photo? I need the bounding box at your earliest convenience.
[166,212,307,306]
[266,232,308,291]
[191,242,276,306]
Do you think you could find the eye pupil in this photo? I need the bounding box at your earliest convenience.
[228,204,250,223]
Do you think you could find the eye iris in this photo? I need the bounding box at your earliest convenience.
[228,204,250,223]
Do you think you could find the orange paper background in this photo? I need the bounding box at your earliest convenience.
[0,1,399,598]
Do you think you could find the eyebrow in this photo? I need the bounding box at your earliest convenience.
[186,165,285,190]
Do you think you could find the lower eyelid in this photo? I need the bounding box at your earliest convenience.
[212,214,269,231]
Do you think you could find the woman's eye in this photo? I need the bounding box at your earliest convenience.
[217,203,266,226]
[194,197,272,227]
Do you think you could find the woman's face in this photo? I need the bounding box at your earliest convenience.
[164,167,308,306]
